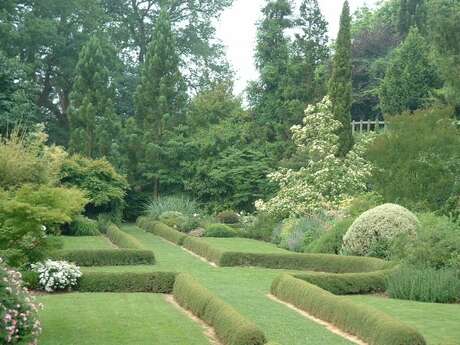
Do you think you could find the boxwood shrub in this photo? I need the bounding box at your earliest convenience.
[106,223,144,249]
[182,237,223,264]
[293,269,394,295]
[51,249,155,266]
[205,223,237,238]
[173,273,266,345]
[218,252,392,273]
[137,218,187,245]
[271,274,426,345]
[79,272,176,293]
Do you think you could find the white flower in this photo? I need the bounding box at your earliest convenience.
[31,260,81,292]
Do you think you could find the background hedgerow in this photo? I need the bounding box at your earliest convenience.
[173,273,266,345]
[205,223,237,238]
[64,215,100,236]
[51,249,155,266]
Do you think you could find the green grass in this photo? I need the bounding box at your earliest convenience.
[200,237,289,254]
[37,293,210,345]
[347,295,460,345]
[60,236,114,250]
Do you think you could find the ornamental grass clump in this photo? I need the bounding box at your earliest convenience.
[342,203,418,258]
[31,260,81,292]
[1,259,42,344]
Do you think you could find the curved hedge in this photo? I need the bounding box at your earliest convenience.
[106,223,144,249]
[293,269,395,295]
[173,273,266,345]
[51,249,155,266]
[271,274,426,345]
[137,218,187,245]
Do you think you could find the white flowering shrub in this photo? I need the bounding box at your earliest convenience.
[255,97,374,219]
[342,203,419,258]
[1,258,42,344]
[31,260,81,292]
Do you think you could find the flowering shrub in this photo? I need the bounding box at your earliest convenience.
[0,258,42,344]
[255,97,374,219]
[31,260,81,292]
[342,203,419,258]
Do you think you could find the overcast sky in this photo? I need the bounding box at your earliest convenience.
[216,0,380,94]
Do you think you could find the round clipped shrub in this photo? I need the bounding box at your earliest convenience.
[159,211,187,230]
[342,203,419,258]
[66,215,100,236]
[1,259,42,344]
[205,223,237,238]
[216,210,240,224]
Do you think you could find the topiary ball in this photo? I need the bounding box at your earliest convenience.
[342,203,419,258]
[204,223,237,238]
[159,211,187,230]
[216,210,240,224]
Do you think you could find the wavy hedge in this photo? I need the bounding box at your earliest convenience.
[106,223,145,249]
[293,269,394,295]
[173,273,266,345]
[137,217,187,245]
[271,274,426,345]
[51,249,155,266]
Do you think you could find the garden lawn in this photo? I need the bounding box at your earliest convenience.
[348,295,460,345]
[201,237,289,254]
[59,236,114,250]
[37,293,211,345]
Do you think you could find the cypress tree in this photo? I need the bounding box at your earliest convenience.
[134,8,187,197]
[328,0,353,157]
[69,35,121,160]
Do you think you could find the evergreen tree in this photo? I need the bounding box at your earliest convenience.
[398,0,426,37]
[287,0,329,112]
[328,1,353,157]
[379,27,439,115]
[134,8,187,197]
[69,36,121,161]
[248,0,293,156]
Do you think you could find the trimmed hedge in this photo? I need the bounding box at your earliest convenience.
[51,249,155,266]
[271,274,426,345]
[218,252,391,273]
[79,272,176,293]
[173,273,266,345]
[106,223,145,249]
[137,218,187,245]
[182,237,223,264]
[293,270,394,295]
[21,271,175,293]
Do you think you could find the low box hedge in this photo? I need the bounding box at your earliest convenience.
[182,237,223,264]
[218,252,391,273]
[293,269,394,295]
[106,223,144,249]
[137,218,187,245]
[173,273,266,345]
[79,271,176,293]
[51,249,155,266]
[271,274,426,345]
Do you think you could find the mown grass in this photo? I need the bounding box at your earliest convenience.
[37,293,211,345]
[60,235,113,250]
[348,295,460,345]
[200,237,289,254]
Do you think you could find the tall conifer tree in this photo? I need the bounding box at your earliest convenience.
[328,0,353,157]
[69,35,121,161]
[134,8,187,197]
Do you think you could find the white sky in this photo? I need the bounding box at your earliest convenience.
[216,0,380,95]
